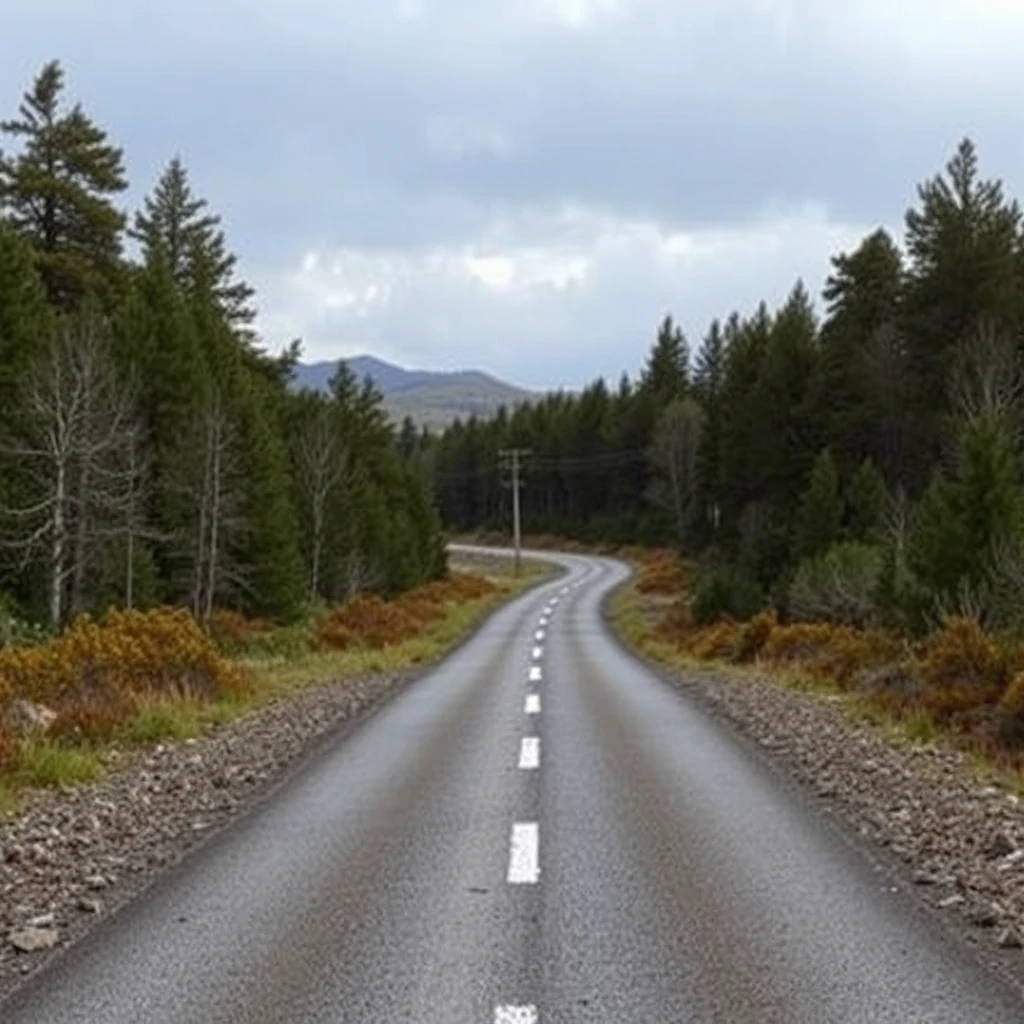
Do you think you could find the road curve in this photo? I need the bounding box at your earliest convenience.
[3,550,1023,1022]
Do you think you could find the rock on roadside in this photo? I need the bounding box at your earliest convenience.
[0,668,410,998]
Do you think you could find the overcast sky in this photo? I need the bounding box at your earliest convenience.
[4,1,1024,388]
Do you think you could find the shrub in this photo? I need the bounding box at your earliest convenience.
[917,616,1010,691]
[316,572,497,651]
[761,621,837,666]
[734,612,777,663]
[788,542,884,628]
[692,564,763,625]
[1000,672,1024,717]
[653,598,692,642]
[208,609,275,653]
[0,607,243,740]
[685,621,741,661]
[636,554,688,595]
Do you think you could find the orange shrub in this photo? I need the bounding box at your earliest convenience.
[685,621,741,661]
[208,609,275,651]
[316,572,497,652]
[317,596,420,650]
[636,554,689,595]
[917,617,1011,691]
[0,607,243,739]
[653,598,692,642]
[761,621,838,665]
[734,611,777,663]
[1000,671,1024,718]
[807,628,900,688]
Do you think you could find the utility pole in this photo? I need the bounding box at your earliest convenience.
[499,448,530,575]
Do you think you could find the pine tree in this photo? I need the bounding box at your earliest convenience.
[694,318,728,539]
[904,139,1023,481]
[0,61,127,310]
[755,282,822,522]
[794,449,842,561]
[718,306,771,538]
[819,229,905,476]
[133,157,255,328]
[0,222,49,428]
[908,412,1024,605]
[641,315,689,404]
[845,458,887,543]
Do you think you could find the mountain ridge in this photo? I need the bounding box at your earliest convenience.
[292,354,536,430]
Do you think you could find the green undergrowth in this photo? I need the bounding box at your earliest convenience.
[12,738,105,788]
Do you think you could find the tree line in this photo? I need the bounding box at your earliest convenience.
[0,61,445,631]
[428,138,1024,632]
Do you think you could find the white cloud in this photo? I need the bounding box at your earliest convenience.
[532,0,623,29]
[257,202,869,387]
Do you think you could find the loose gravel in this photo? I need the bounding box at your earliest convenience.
[657,659,1024,961]
[0,668,410,998]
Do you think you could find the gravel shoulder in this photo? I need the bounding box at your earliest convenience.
[0,663,431,998]
[606,590,1024,991]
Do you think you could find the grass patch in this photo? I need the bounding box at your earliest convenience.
[13,738,103,788]
[119,698,203,745]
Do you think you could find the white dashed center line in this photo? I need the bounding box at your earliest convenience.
[529,666,542,683]
[534,630,545,641]
[507,823,539,884]
[518,737,540,770]
[532,646,543,660]
[525,694,541,714]
[494,1006,538,1023]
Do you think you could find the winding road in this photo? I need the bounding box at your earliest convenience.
[3,550,1023,1022]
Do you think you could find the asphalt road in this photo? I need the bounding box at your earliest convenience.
[4,551,1024,1022]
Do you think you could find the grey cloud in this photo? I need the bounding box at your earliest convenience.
[3,2,1024,385]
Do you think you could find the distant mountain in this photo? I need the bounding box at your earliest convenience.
[292,354,536,431]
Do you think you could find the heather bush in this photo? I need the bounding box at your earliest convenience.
[636,554,688,595]
[734,611,777,663]
[316,572,498,651]
[0,607,243,739]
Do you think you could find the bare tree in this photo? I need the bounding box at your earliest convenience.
[647,397,705,547]
[339,549,384,601]
[293,399,348,601]
[950,320,1022,429]
[0,319,136,627]
[183,389,249,625]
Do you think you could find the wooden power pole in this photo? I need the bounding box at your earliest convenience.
[499,448,530,575]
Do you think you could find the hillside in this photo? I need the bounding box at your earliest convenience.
[292,355,536,430]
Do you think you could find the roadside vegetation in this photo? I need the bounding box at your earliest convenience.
[614,553,1024,788]
[0,557,548,809]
